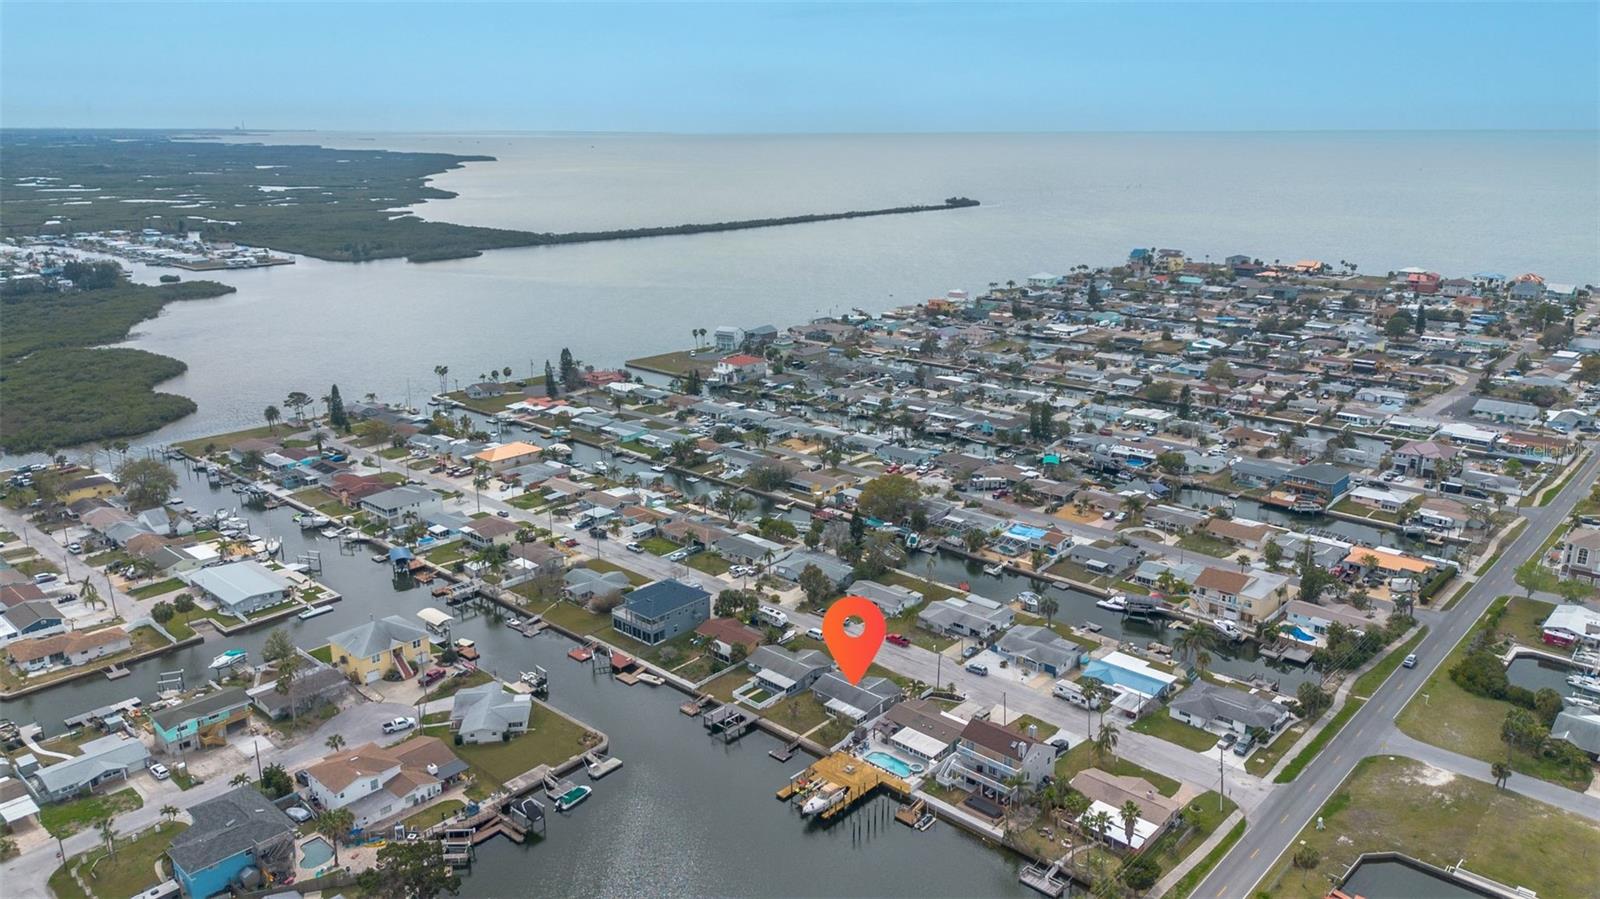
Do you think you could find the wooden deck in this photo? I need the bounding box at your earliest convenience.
[776,753,911,821]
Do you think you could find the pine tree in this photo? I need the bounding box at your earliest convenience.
[1087,275,1101,309]
[559,348,580,390]
[684,368,703,395]
[1178,384,1193,419]
[1415,304,1427,335]
[544,361,557,398]
[327,385,348,432]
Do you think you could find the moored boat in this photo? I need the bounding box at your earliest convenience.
[555,785,592,811]
[1096,594,1128,612]
[297,605,333,621]
[209,648,248,669]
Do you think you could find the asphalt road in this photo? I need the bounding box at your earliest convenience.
[1193,447,1600,899]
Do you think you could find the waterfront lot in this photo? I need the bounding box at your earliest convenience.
[1396,597,1591,790]
[420,703,592,799]
[1258,756,1600,899]
[0,624,171,692]
[1052,740,1180,797]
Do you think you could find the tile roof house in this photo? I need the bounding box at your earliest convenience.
[450,683,533,744]
[167,786,297,899]
[695,617,764,661]
[302,736,466,828]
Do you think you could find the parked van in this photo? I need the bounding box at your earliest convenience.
[757,606,789,628]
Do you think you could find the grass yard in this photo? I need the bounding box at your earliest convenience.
[639,536,679,556]
[1176,532,1238,560]
[1169,818,1246,899]
[403,798,466,831]
[423,703,593,793]
[625,349,718,377]
[1053,740,1180,797]
[48,820,187,899]
[423,669,494,701]
[1500,597,1556,647]
[1244,721,1307,777]
[290,487,348,517]
[1141,791,1238,882]
[175,424,280,456]
[879,569,962,603]
[129,578,184,599]
[1259,756,1600,899]
[582,558,651,586]
[424,542,468,565]
[684,552,731,576]
[308,644,334,664]
[882,609,954,652]
[1131,709,1222,752]
[1397,598,1593,790]
[40,788,143,838]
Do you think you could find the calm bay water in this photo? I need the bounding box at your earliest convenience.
[15,130,1584,464]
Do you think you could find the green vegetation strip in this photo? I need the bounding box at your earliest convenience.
[129,578,185,599]
[48,821,187,899]
[1474,518,1527,577]
[1168,818,1247,899]
[1275,698,1364,784]
[1351,626,1428,698]
[39,788,143,838]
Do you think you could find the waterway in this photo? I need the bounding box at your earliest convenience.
[1340,858,1488,899]
[8,130,1595,467]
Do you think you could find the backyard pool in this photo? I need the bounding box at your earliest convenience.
[864,751,922,778]
[1287,625,1319,643]
[300,836,334,870]
[1081,659,1170,697]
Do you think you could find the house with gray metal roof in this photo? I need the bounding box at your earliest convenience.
[1168,682,1292,738]
[564,567,632,600]
[610,579,710,646]
[184,560,291,617]
[450,683,533,744]
[996,625,1082,676]
[771,549,855,588]
[24,733,150,803]
[918,596,1014,639]
[745,645,832,696]
[810,672,901,722]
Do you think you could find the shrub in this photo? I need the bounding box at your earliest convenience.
[1121,856,1162,891]
[173,593,195,613]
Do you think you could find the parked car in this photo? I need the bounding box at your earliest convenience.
[147,763,170,780]
[32,573,57,585]
[1220,732,1237,748]
[561,537,580,548]
[625,542,644,553]
[964,662,989,676]
[962,645,981,659]
[806,626,824,641]
[417,667,447,687]
[1402,653,1418,668]
[285,806,313,823]
[1232,735,1255,756]
[382,716,417,735]
[497,510,510,518]
[67,542,83,554]
[886,633,911,648]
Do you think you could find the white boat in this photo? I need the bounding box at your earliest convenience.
[371,552,388,563]
[651,464,668,473]
[1565,693,1600,711]
[684,476,702,484]
[1096,594,1128,612]
[1211,619,1245,641]
[297,605,334,621]
[298,513,331,530]
[636,671,665,686]
[800,783,848,816]
[209,649,248,669]
[554,785,592,812]
[1568,674,1600,695]
[263,537,282,557]
[320,525,344,539]
[982,563,1004,576]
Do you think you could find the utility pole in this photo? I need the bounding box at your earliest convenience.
[1218,746,1226,811]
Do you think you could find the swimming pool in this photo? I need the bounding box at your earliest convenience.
[864,751,922,778]
[300,836,334,870]
[1081,660,1168,697]
[1287,626,1318,643]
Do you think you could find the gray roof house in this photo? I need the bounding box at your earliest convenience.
[184,561,291,617]
[1551,709,1600,758]
[450,684,533,744]
[166,786,297,899]
[1067,544,1142,576]
[771,549,855,588]
[810,672,902,722]
[1168,682,1292,737]
[850,579,923,617]
[918,596,1015,639]
[25,734,150,803]
[610,579,711,646]
[746,645,832,696]
[359,484,443,527]
[327,615,429,661]
[996,625,1083,676]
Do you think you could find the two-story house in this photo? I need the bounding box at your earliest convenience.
[325,615,431,683]
[940,718,1055,800]
[1561,528,1600,584]
[150,687,253,755]
[610,579,710,646]
[1190,567,1291,624]
[712,353,768,386]
[360,485,443,529]
[167,787,298,899]
[301,737,466,828]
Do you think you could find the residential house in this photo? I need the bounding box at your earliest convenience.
[713,354,768,386]
[995,625,1083,676]
[57,474,118,505]
[1068,768,1181,851]
[745,645,832,697]
[1066,544,1141,577]
[450,683,533,744]
[917,596,1014,639]
[875,699,965,764]
[563,567,632,602]
[941,718,1055,799]
[5,626,130,675]
[460,516,519,550]
[772,549,855,588]
[360,485,443,528]
[1190,566,1291,624]
[1168,682,1292,738]
[473,441,542,472]
[1471,398,1539,425]
[301,737,467,828]
[325,615,431,683]
[23,734,150,803]
[1541,604,1600,648]
[1550,709,1600,759]
[150,687,253,755]
[0,601,65,647]
[184,561,291,617]
[610,579,711,646]
[167,787,298,899]
[1392,441,1461,478]
[694,617,764,661]
[850,579,923,617]
[810,672,902,722]
[247,664,349,721]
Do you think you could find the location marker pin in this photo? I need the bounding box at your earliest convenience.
[821,595,885,685]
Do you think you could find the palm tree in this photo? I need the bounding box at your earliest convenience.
[1491,759,1512,789]
[1119,799,1141,848]
[96,817,117,858]
[434,365,450,395]
[1093,722,1119,765]
[1172,625,1216,671]
[230,772,250,787]
[160,804,179,823]
[1078,676,1102,733]
[264,405,281,433]
[326,733,346,753]
[1086,809,1114,846]
[315,808,355,866]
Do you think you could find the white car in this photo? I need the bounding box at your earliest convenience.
[285,806,314,823]
[381,716,417,734]
[148,763,171,780]
[806,626,825,641]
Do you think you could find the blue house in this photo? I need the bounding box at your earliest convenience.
[167,787,297,898]
[610,579,711,646]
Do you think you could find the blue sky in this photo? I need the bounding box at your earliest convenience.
[3,2,1596,131]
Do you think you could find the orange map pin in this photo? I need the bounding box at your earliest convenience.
[821,595,885,685]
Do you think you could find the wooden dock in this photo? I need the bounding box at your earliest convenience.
[702,703,756,742]
[775,753,911,821]
[894,797,934,830]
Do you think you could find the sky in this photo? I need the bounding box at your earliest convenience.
[2,1,1596,132]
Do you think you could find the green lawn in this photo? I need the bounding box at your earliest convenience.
[424,542,468,564]
[1244,721,1307,777]
[1176,532,1238,560]
[1259,756,1600,899]
[1053,740,1180,797]
[129,578,184,599]
[1397,597,1592,790]
[40,788,144,838]
[421,669,493,701]
[684,552,731,576]
[1169,818,1246,899]
[582,558,651,586]
[879,569,962,602]
[48,820,187,899]
[290,487,348,517]
[1276,698,1364,784]
[1500,597,1555,647]
[1131,709,1222,752]
[639,536,679,556]
[403,798,466,831]
[308,644,333,664]
[175,424,280,456]
[84,550,130,569]
[421,703,592,791]
[1141,791,1238,886]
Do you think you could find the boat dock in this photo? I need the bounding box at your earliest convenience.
[680,694,716,716]
[702,703,757,742]
[63,698,143,730]
[1261,642,1316,665]
[102,665,130,681]
[768,739,803,763]
[585,751,623,779]
[568,643,596,662]
[894,797,935,830]
[542,771,580,800]
[775,753,910,821]
[1019,858,1070,897]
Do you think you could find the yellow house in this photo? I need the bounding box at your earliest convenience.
[60,474,119,505]
[325,615,431,684]
[473,441,542,472]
